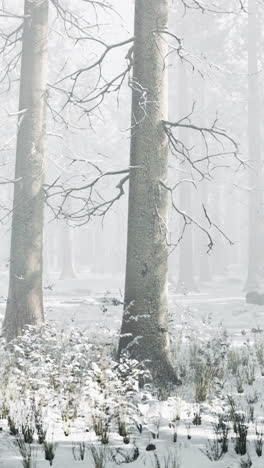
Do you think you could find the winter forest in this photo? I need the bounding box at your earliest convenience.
[0,0,264,466]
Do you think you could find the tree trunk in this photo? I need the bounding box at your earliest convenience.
[245,0,262,292]
[3,0,49,340]
[118,0,178,385]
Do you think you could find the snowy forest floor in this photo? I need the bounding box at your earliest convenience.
[0,269,264,467]
[0,270,257,339]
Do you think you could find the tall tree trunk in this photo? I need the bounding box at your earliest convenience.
[3,0,49,340]
[245,0,262,292]
[118,0,178,385]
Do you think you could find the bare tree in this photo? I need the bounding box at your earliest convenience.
[245,0,263,295]
[3,0,49,340]
[117,0,180,385]
[116,0,245,385]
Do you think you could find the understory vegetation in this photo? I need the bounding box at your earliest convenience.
[1,317,264,467]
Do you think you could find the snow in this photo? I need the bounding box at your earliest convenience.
[0,272,264,467]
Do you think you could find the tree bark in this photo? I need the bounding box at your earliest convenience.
[3,0,49,340]
[118,0,178,385]
[245,0,262,292]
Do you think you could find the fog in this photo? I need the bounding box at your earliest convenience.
[0,1,254,289]
[0,1,263,467]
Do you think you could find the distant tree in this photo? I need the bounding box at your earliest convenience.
[176,58,196,293]
[59,203,76,280]
[245,0,263,294]
[198,179,212,282]
[3,0,49,340]
[59,126,76,281]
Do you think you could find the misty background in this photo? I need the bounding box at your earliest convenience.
[0,1,256,297]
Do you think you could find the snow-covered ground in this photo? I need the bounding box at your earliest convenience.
[0,270,264,467]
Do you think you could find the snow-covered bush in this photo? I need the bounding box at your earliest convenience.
[188,331,229,402]
[0,323,145,443]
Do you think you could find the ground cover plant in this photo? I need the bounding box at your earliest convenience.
[0,298,264,468]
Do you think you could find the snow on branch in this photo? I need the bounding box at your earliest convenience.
[159,179,233,253]
[48,37,134,117]
[178,0,246,14]
[0,22,23,89]
[44,168,131,225]
[162,102,245,179]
